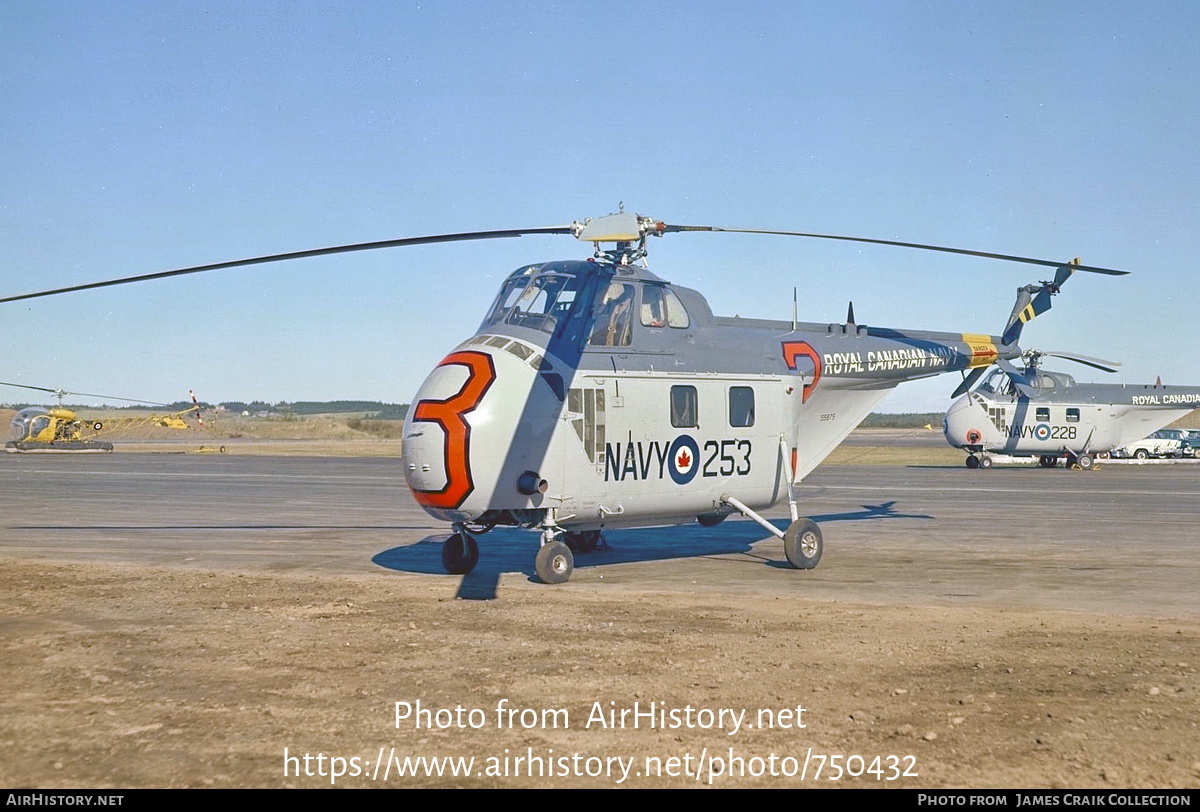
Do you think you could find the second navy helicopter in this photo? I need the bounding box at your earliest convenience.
[943,350,1200,470]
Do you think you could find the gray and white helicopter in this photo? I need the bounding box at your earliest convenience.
[944,348,1200,470]
[0,211,1131,583]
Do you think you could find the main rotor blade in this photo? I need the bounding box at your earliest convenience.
[0,380,60,394]
[0,380,168,405]
[1039,351,1122,373]
[0,226,575,304]
[661,225,1130,276]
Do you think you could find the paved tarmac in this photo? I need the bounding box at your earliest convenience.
[2,452,1197,614]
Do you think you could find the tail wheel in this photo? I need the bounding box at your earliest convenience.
[535,540,574,584]
[784,519,823,570]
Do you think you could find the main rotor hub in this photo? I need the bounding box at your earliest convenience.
[569,211,666,265]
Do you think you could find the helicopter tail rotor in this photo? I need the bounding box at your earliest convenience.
[1001,259,1080,345]
[190,390,204,426]
[951,367,988,399]
[995,358,1039,398]
[955,348,1122,399]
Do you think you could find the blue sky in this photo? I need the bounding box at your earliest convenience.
[2,1,1197,411]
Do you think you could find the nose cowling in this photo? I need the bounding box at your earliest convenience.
[943,395,982,449]
[401,342,561,523]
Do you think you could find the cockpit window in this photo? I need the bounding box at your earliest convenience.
[980,369,1013,396]
[483,275,531,326]
[589,281,635,347]
[482,272,585,335]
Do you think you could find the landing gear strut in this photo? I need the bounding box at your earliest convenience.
[534,512,575,584]
[722,441,825,571]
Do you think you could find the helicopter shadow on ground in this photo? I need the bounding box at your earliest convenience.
[371,500,933,600]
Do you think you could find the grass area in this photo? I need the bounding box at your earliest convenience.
[822,441,962,467]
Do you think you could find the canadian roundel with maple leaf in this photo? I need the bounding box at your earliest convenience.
[668,435,700,485]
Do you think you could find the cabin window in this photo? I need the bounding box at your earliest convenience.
[641,285,690,329]
[729,386,755,427]
[664,289,689,327]
[1066,408,1080,423]
[671,385,698,428]
[588,282,635,347]
[1036,407,1050,421]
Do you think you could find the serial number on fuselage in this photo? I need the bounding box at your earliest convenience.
[604,438,752,484]
[1003,424,1078,441]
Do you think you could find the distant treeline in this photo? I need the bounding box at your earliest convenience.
[1,397,929,428]
[287,401,409,417]
[226,401,410,419]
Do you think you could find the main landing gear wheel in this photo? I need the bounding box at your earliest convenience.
[978,455,993,469]
[564,530,601,553]
[1039,455,1059,468]
[1075,453,1095,471]
[441,532,479,575]
[965,455,980,469]
[535,540,574,584]
[784,519,823,570]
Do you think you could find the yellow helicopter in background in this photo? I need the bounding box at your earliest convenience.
[3,381,203,452]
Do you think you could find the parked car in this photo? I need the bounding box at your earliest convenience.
[1114,428,1195,459]
[1178,429,1200,457]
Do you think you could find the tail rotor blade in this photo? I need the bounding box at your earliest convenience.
[997,358,1038,398]
[952,367,987,398]
[1001,259,1081,345]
